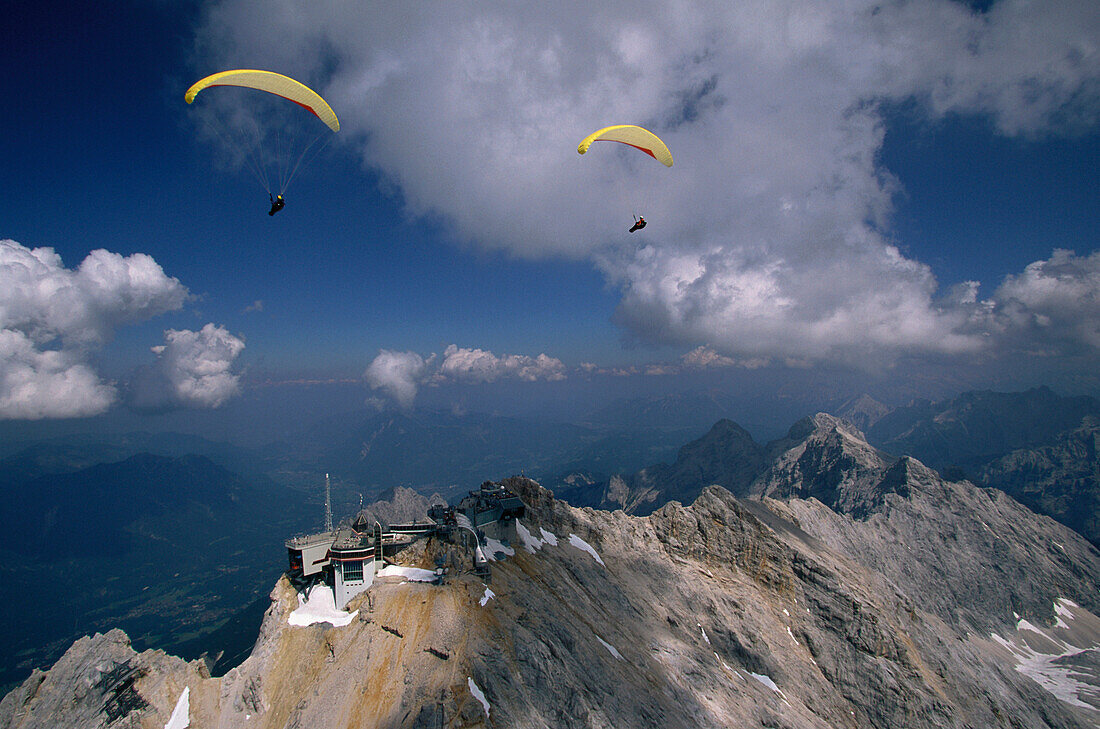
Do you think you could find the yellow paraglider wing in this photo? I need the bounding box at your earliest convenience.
[185,70,340,133]
[577,125,672,167]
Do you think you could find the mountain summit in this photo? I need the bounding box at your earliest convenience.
[5,453,1099,728]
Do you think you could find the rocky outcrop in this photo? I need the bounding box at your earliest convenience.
[6,465,1099,728]
[354,485,446,526]
[0,629,201,729]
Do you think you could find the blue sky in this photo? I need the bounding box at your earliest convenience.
[2,0,1098,426]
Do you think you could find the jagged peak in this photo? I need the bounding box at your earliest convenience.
[753,412,895,515]
[773,413,884,465]
[674,418,761,460]
[781,412,868,443]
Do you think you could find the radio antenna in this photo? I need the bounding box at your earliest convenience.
[324,473,333,532]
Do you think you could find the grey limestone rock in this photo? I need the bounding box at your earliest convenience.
[4,421,1099,728]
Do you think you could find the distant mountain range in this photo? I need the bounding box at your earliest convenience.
[265,407,699,502]
[553,419,766,513]
[553,387,1100,547]
[8,415,1099,728]
[862,387,1100,546]
[2,384,1097,705]
[865,386,1100,470]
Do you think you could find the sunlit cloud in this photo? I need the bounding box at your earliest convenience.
[128,324,246,412]
[365,344,566,407]
[436,344,566,384]
[987,249,1100,354]
[198,0,1099,366]
[0,239,188,419]
[0,330,116,419]
[364,349,430,409]
[681,346,768,370]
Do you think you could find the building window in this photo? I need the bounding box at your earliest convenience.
[342,560,364,582]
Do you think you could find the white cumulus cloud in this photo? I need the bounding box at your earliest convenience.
[365,345,566,407]
[128,324,246,412]
[0,330,116,419]
[988,249,1100,354]
[682,345,768,370]
[196,1,1099,365]
[364,350,430,409]
[0,239,189,419]
[437,344,566,384]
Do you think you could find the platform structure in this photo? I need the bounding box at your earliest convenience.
[286,480,525,609]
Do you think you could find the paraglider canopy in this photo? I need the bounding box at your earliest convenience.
[185,70,340,132]
[185,69,340,205]
[577,125,673,167]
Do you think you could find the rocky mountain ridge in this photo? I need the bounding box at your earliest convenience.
[862,387,1100,546]
[3,417,1099,728]
[557,389,1100,548]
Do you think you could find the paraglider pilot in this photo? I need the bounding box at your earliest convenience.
[268,194,285,216]
[629,215,646,233]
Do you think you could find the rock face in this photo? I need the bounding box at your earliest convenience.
[833,393,892,432]
[978,417,1100,547]
[355,485,446,526]
[4,441,1099,728]
[751,414,896,517]
[861,387,1100,546]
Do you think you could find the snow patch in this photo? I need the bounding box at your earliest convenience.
[716,653,736,674]
[516,521,542,553]
[1016,618,1046,635]
[786,626,799,646]
[568,533,604,565]
[698,623,711,645]
[468,677,490,717]
[992,599,1100,711]
[376,565,438,582]
[164,686,189,729]
[480,586,495,607]
[289,584,358,627]
[597,636,623,660]
[748,671,783,695]
[516,521,557,552]
[1054,598,1078,629]
[483,537,515,560]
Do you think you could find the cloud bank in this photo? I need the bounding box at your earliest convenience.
[197,0,1099,366]
[0,240,189,419]
[365,345,566,407]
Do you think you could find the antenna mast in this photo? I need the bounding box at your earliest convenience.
[324,473,333,532]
